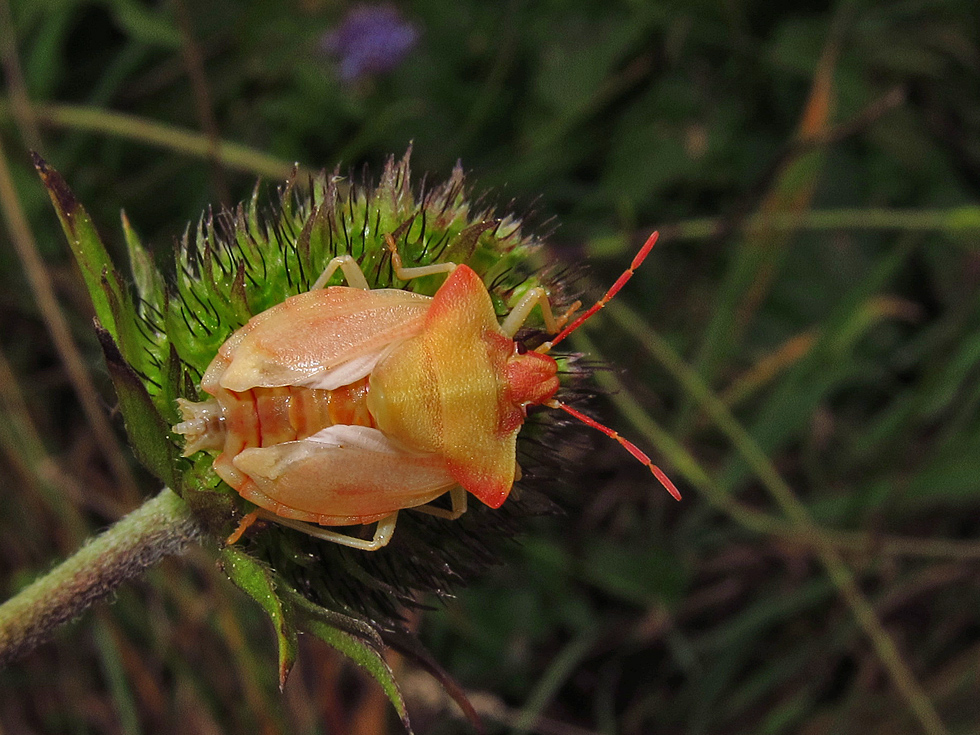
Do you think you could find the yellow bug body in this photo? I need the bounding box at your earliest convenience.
[175,261,559,546]
[174,231,676,550]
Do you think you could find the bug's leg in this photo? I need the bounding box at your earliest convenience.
[384,234,456,281]
[311,255,371,290]
[252,509,400,551]
[500,287,581,338]
[226,510,259,545]
[507,464,524,501]
[413,486,468,520]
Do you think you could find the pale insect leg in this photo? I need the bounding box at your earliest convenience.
[226,510,259,545]
[500,287,582,339]
[412,486,468,520]
[252,509,400,551]
[311,255,371,290]
[384,233,456,281]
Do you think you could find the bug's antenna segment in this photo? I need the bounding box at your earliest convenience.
[549,399,681,501]
[547,230,660,349]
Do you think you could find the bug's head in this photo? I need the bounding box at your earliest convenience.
[504,349,560,409]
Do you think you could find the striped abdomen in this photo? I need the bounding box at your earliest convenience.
[175,376,375,490]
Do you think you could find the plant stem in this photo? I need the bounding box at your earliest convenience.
[0,98,307,181]
[664,207,980,240]
[576,313,949,735]
[0,489,202,667]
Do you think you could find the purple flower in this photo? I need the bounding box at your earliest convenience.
[321,4,418,81]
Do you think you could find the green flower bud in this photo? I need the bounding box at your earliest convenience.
[36,150,586,721]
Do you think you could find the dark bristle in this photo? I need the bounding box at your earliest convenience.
[339,203,352,253]
[134,315,157,343]
[369,247,386,286]
[129,151,586,633]
[178,307,200,337]
[414,208,428,250]
[325,207,338,259]
[244,228,267,283]
[359,195,371,254]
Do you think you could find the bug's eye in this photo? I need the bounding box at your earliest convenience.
[515,341,528,355]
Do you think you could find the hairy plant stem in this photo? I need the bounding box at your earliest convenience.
[0,489,202,667]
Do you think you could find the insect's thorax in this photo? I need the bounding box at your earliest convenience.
[364,295,560,508]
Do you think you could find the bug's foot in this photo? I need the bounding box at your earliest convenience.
[226,510,259,545]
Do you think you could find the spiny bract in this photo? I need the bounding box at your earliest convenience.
[51,150,588,627]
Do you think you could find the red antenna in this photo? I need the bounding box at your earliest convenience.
[538,230,679,501]
[549,400,681,501]
[548,230,660,349]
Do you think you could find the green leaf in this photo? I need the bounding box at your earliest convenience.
[106,0,181,47]
[121,210,166,316]
[719,240,915,491]
[103,269,153,377]
[32,154,134,346]
[219,546,298,690]
[95,325,179,490]
[303,620,413,733]
[897,430,980,508]
[675,31,838,435]
[283,587,387,647]
[290,592,413,734]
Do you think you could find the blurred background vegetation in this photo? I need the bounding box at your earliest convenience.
[2,0,980,733]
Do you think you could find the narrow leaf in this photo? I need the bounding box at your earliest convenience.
[383,628,485,734]
[121,210,166,315]
[219,546,299,689]
[677,25,839,433]
[300,613,413,735]
[32,154,133,343]
[95,324,178,489]
[285,589,411,732]
[283,588,386,649]
[719,240,916,491]
[103,270,153,378]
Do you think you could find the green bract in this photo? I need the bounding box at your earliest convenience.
[36,150,581,728]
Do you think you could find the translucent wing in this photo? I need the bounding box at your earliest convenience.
[233,425,457,526]
[202,287,431,393]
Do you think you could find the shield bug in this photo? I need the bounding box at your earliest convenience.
[173,231,679,550]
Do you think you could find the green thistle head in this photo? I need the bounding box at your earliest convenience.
[35,149,585,720]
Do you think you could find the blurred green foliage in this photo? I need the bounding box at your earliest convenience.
[2,0,980,734]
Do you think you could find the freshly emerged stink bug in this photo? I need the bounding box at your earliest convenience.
[173,231,679,550]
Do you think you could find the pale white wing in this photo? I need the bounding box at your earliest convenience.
[296,350,386,390]
[233,426,456,525]
[213,287,431,392]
